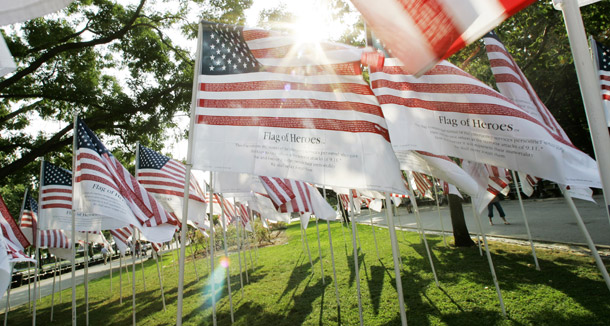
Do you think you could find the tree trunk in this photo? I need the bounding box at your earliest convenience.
[448,194,476,247]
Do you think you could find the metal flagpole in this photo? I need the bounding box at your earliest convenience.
[174,233,180,273]
[59,258,62,304]
[562,188,610,291]
[235,216,244,297]
[410,196,440,287]
[119,254,123,304]
[219,195,235,323]
[208,174,217,326]
[109,248,112,294]
[322,188,341,311]
[176,20,204,326]
[189,234,199,282]
[131,229,137,326]
[154,251,166,311]
[384,194,407,326]
[302,221,314,271]
[337,194,348,250]
[247,225,254,268]
[368,208,380,261]
[348,195,364,326]
[32,227,39,324]
[71,112,78,326]
[554,0,610,225]
[472,208,506,317]
[471,204,483,256]
[314,217,325,284]
[4,265,13,326]
[27,260,31,312]
[133,144,149,291]
[510,171,540,270]
[85,233,90,326]
[239,216,249,284]
[51,257,57,321]
[431,177,448,246]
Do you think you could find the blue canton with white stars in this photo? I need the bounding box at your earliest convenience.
[201,22,261,75]
[42,161,72,186]
[24,191,38,214]
[76,118,111,155]
[138,145,170,170]
[597,40,610,72]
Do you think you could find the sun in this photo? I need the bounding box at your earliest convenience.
[290,1,338,44]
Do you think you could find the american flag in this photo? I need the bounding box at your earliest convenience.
[137,144,206,204]
[483,31,572,143]
[593,38,610,126]
[192,22,404,194]
[1,235,34,263]
[205,193,237,224]
[110,226,132,255]
[485,164,511,196]
[351,0,535,75]
[411,171,433,198]
[259,176,295,207]
[41,161,72,211]
[517,171,540,197]
[38,230,70,249]
[19,189,37,247]
[0,194,30,251]
[74,118,178,242]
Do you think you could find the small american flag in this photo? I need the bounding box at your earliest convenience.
[137,144,206,204]
[74,118,178,241]
[110,226,132,255]
[593,38,610,126]
[38,229,70,249]
[411,171,433,198]
[0,194,31,251]
[259,176,295,207]
[41,161,72,211]
[19,189,37,247]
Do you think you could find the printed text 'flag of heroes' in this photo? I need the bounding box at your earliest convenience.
[191,22,405,194]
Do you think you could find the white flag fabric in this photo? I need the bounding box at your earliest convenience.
[0,37,15,77]
[371,58,601,189]
[74,118,178,243]
[110,227,132,255]
[0,0,74,26]
[462,160,509,214]
[350,0,535,75]
[191,22,405,194]
[248,193,291,223]
[0,195,30,251]
[213,172,266,197]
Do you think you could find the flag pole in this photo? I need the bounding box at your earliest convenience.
[510,171,540,270]
[27,260,31,312]
[208,174,217,326]
[302,220,314,271]
[70,112,78,326]
[153,250,166,311]
[314,217,325,284]
[176,19,204,326]
[85,232,90,326]
[139,236,146,289]
[554,0,610,224]
[189,232,199,281]
[119,253,123,304]
[472,208,506,317]
[410,196,440,287]
[109,246,112,294]
[384,193,407,326]
[131,229,137,326]
[471,204,483,256]
[368,208,380,261]
[239,216,249,284]
[3,265,13,326]
[133,143,148,290]
[348,194,364,326]
[58,257,62,304]
[431,177,448,246]
[561,188,610,290]
[50,257,57,321]
[219,194,235,323]
[323,188,341,311]
[235,215,244,297]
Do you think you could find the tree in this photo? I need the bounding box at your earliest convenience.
[0,0,253,214]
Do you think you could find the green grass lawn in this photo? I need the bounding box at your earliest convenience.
[5,221,610,325]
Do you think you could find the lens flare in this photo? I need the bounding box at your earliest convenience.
[220,256,230,268]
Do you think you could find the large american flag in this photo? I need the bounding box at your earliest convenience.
[350,0,535,75]
[192,22,405,194]
[593,38,610,126]
[74,118,178,243]
[371,57,600,189]
[0,195,30,251]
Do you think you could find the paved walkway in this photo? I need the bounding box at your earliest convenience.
[354,195,610,247]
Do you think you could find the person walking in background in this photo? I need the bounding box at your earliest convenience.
[101,244,109,265]
[488,195,509,225]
